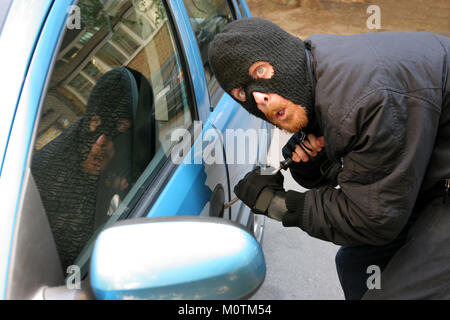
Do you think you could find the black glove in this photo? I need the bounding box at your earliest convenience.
[234,166,284,215]
[282,131,307,161]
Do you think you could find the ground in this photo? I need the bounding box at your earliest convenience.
[247,0,450,40]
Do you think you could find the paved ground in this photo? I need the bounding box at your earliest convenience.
[250,129,344,300]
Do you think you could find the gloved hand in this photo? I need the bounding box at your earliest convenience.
[234,166,284,215]
[282,131,339,189]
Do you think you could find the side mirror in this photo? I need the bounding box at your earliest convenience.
[90,217,266,300]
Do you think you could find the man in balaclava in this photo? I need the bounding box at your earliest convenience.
[32,66,155,270]
[209,17,450,299]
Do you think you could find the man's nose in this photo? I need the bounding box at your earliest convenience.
[96,133,108,146]
[253,91,270,111]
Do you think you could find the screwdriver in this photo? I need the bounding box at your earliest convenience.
[271,157,293,175]
[223,157,293,210]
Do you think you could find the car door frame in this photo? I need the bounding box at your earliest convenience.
[1,0,77,299]
[0,0,56,300]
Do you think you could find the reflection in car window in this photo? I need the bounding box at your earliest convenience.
[183,0,233,95]
[31,0,193,273]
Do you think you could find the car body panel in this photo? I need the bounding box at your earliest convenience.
[168,0,210,123]
[238,0,252,17]
[146,119,231,219]
[0,0,53,175]
[0,0,76,299]
[0,0,268,299]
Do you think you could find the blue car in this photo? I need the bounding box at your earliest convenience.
[0,0,273,300]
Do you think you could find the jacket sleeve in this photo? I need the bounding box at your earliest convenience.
[284,90,441,246]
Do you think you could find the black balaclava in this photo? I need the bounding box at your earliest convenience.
[208,17,315,129]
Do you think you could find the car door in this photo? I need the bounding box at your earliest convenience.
[2,0,244,299]
[181,0,273,241]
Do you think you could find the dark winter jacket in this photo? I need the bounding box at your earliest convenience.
[284,32,450,246]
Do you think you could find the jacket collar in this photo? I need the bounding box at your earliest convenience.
[304,47,324,136]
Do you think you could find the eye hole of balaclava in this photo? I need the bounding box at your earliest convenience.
[88,115,132,140]
[237,76,280,120]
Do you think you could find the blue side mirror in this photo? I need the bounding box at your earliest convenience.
[90,217,266,300]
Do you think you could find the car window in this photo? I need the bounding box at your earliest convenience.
[183,0,234,103]
[30,0,193,275]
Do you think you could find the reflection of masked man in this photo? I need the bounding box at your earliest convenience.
[32,67,155,270]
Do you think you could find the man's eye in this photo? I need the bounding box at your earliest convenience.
[231,88,246,102]
[89,116,102,131]
[249,62,274,80]
[256,66,265,77]
[117,119,131,132]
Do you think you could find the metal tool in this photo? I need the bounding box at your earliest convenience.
[271,157,293,175]
[223,158,293,209]
[223,197,239,210]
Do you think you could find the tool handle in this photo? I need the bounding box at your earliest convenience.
[280,157,293,170]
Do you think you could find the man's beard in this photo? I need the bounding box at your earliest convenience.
[264,100,308,133]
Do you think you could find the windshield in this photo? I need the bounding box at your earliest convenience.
[0,0,12,36]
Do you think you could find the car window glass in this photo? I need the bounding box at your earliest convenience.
[30,0,193,275]
[183,0,234,98]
